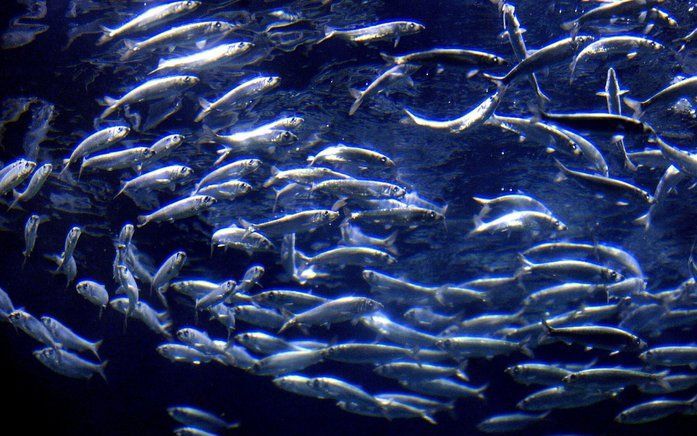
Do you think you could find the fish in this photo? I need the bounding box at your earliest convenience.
[97,1,201,46]
[317,21,425,47]
[278,296,383,333]
[167,406,239,432]
[22,214,41,266]
[404,86,506,134]
[482,36,594,86]
[137,195,216,227]
[195,76,281,122]
[150,42,253,75]
[349,64,418,115]
[615,396,697,424]
[60,126,130,176]
[40,316,102,358]
[120,20,238,60]
[9,162,52,209]
[380,48,506,66]
[570,36,664,78]
[33,347,108,381]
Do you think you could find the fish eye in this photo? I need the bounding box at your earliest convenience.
[429,211,436,219]
[408,23,415,29]
[322,211,329,217]
[568,374,578,382]
[215,21,222,29]
[184,77,191,83]
[380,156,387,163]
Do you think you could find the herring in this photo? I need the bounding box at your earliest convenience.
[137,195,216,227]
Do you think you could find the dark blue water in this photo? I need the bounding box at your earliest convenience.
[2,0,697,434]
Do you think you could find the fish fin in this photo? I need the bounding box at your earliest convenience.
[633,212,651,230]
[596,91,608,98]
[623,96,644,118]
[96,26,115,46]
[383,230,399,256]
[314,26,336,45]
[379,52,396,64]
[466,69,479,79]
[480,73,505,87]
[195,39,207,50]
[91,340,103,359]
[98,96,119,107]
[472,196,491,205]
[520,345,534,358]
[348,89,363,116]
[98,360,109,382]
[626,51,638,60]
[136,215,149,228]
[122,39,136,50]
[560,20,578,32]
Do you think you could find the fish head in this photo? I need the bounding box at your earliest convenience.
[382,252,397,265]
[200,195,217,207]
[178,166,193,178]
[213,21,237,35]
[364,298,384,312]
[373,365,390,376]
[286,117,304,128]
[182,75,200,87]
[274,130,298,145]
[643,191,655,204]
[40,163,53,174]
[633,337,647,351]
[176,328,193,342]
[7,310,27,324]
[646,40,664,51]
[378,155,395,167]
[114,125,130,139]
[562,373,579,384]
[638,350,651,361]
[69,226,82,239]
[390,185,407,198]
[316,209,339,223]
[572,36,595,50]
[20,160,37,173]
[362,269,378,284]
[400,21,425,34]
[75,281,87,293]
[109,298,129,313]
[182,0,201,11]
[604,268,623,282]
[553,219,567,231]
[174,251,187,264]
[238,182,253,194]
[221,280,237,292]
[28,214,40,225]
[427,210,445,222]
[435,338,453,351]
[33,347,55,362]
[403,308,418,321]
[504,365,522,377]
[170,134,185,145]
[266,76,282,88]
[230,41,254,55]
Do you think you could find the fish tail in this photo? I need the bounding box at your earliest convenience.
[379,52,397,64]
[315,26,336,45]
[59,159,71,177]
[480,73,506,88]
[96,26,114,46]
[383,230,399,256]
[623,96,644,118]
[91,339,103,359]
[633,211,651,231]
[560,19,578,33]
[114,184,127,199]
[348,88,363,116]
[136,215,149,228]
[98,360,109,382]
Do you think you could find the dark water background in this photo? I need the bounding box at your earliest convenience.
[2,0,697,434]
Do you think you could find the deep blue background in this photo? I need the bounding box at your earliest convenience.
[2,0,697,434]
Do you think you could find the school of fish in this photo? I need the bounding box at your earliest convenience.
[3,0,697,434]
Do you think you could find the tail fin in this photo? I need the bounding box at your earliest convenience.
[91,339,103,360]
[348,88,364,116]
[379,52,397,64]
[8,190,21,211]
[194,97,212,122]
[480,73,506,88]
[59,159,71,177]
[136,215,149,228]
[96,26,115,46]
[314,26,337,46]
[383,231,399,256]
[515,254,534,278]
[560,19,579,33]
[633,211,651,231]
[623,96,644,118]
[119,40,138,61]
[97,360,109,382]
[114,183,127,199]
